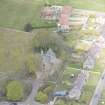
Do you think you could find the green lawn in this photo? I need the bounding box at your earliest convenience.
[0,0,50,30]
[0,0,105,30]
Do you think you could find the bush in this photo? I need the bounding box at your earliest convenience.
[35,91,48,104]
[6,81,24,101]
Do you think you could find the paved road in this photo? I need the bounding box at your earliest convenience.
[89,70,105,105]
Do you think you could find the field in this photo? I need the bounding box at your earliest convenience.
[0,28,35,78]
[0,0,105,30]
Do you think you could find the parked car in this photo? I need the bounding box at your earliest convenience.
[53,91,68,97]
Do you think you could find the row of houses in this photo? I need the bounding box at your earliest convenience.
[41,5,72,32]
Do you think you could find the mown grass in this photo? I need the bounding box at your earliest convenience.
[0,0,46,30]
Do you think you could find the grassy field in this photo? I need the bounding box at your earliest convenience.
[0,28,34,74]
[0,0,105,30]
[0,0,47,30]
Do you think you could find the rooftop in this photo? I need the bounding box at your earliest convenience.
[62,5,72,15]
[59,14,69,25]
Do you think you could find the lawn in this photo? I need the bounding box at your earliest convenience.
[0,0,56,30]
[0,0,105,30]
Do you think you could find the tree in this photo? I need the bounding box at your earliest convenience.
[26,53,41,75]
[32,30,64,55]
[6,81,24,101]
[55,99,66,105]
[24,23,33,32]
[35,91,48,103]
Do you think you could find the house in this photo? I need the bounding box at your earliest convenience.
[41,6,53,20]
[58,6,72,32]
[41,5,62,20]
[41,48,62,77]
[58,14,70,32]
[61,5,72,16]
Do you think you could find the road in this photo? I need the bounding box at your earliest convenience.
[18,72,45,105]
[89,70,105,105]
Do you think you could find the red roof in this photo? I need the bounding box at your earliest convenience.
[62,6,72,15]
[59,14,69,25]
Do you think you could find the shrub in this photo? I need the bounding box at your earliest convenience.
[24,23,33,32]
[6,81,24,101]
[35,91,48,104]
